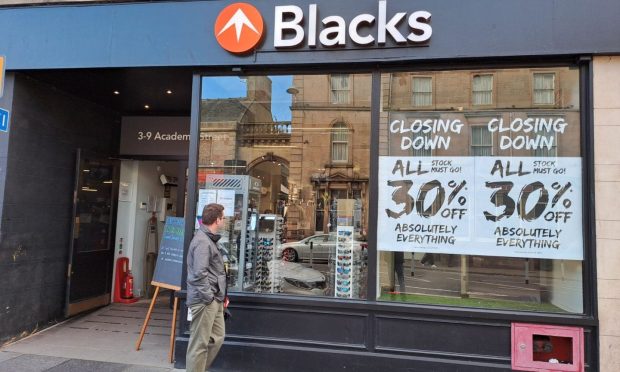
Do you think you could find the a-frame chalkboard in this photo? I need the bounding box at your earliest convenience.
[136,216,185,363]
[151,216,184,290]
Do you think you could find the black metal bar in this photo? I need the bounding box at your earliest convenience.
[366,70,382,352]
[178,73,202,339]
[580,56,599,370]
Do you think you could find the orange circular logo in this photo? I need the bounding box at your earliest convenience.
[214,3,264,54]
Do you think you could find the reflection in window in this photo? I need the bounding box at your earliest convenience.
[412,76,432,107]
[330,74,351,104]
[471,126,492,156]
[472,74,493,105]
[412,132,432,157]
[534,124,558,157]
[533,73,556,105]
[199,74,370,300]
[379,67,583,314]
[331,123,349,162]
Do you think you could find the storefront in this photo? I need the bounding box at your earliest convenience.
[1,1,620,371]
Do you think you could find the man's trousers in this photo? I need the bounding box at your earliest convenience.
[186,300,225,372]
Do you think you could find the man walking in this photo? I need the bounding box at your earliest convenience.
[186,203,227,372]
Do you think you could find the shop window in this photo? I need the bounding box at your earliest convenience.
[412,76,432,107]
[331,122,349,163]
[378,68,583,314]
[533,72,556,105]
[199,73,370,300]
[330,74,351,104]
[471,126,493,156]
[472,74,494,105]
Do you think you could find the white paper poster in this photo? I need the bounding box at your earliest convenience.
[216,189,235,217]
[377,156,583,260]
[196,189,217,229]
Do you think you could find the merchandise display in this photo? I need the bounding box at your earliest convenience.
[254,215,285,293]
[199,175,261,291]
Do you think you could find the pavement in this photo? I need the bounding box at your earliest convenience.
[0,296,186,372]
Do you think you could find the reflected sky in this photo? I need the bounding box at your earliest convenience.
[202,75,293,122]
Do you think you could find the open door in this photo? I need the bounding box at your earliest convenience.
[65,149,119,317]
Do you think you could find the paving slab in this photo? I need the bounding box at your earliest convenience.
[0,351,20,363]
[2,298,175,369]
[0,354,67,372]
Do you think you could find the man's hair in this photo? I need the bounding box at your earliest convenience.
[202,203,224,225]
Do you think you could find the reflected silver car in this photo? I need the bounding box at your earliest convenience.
[277,233,365,262]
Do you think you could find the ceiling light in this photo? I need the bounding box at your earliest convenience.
[113,90,120,95]
[144,105,150,109]
[166,89,173,95]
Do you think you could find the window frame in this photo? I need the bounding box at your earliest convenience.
[190,59,595,323]
[471,73,495,107]
[330,74,352,105]
[470,125,494,156]
[533,72,557,106]
[331,122,350,164]
[411,75,433,108]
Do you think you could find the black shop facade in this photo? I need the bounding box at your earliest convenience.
[0,0,616,371]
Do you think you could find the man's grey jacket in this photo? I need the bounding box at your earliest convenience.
[186,225,227,306]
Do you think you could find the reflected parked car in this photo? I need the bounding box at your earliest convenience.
[277,233,366,262]
[268,260,326,296]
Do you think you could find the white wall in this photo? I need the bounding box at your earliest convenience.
[112,160,181,299]
[111,160,139,299]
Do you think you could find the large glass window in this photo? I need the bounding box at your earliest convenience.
[196,67,585,313]
[198,74,370,299]
[378,67,583,313]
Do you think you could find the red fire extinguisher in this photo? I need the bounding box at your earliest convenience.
[122,270,134,299]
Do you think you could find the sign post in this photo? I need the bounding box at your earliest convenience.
[135,217,185,363]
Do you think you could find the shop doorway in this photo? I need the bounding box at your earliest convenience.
[65,155,187,317]
[111,160,186,302]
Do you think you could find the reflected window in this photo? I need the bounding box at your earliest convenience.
[533,73,556,105]
[533,122,558,157]
[471,126,493,156]
[331,122,349,163]
[412,76,433,107]
[472,74,494,105]
[330,74,351,104]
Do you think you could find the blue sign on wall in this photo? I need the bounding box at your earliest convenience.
[0,108,9,133]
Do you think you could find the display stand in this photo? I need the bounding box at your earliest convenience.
[135,282,180,363]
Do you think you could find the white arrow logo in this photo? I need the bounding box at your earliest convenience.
[217,8,259,42]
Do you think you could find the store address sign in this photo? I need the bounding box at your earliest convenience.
[215,1,432,54]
